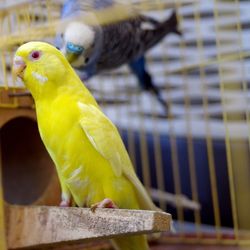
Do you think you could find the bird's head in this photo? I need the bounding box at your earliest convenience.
[13,41,74,99]
[62,22,95,67]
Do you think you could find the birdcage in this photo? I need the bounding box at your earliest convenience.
[0,0,250,249]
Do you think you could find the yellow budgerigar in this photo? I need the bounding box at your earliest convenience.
[13,41,160,250]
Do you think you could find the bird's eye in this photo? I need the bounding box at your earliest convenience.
[30,50,41,60]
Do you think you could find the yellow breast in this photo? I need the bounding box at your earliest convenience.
[35,94,114,206]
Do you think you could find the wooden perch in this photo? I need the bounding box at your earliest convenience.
[150,188,201,211]
[6,205,171,249]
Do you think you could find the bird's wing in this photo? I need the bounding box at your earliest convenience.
[78,103,157,210]
[96,13,162,70]
[78,103,132,176]
[79,103,124,176]
[61,0,114,18]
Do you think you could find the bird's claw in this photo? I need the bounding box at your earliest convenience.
[60,199,71,207]
[90,198,118,213]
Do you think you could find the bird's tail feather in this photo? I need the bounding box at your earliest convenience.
[111,234,149,250]
[130,64,169,114]
[155,91,168,114]
[142,70,168,114]
[163,11,182,36]
[143,10,181,52]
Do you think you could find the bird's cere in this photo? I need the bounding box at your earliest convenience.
[66,42,84,54]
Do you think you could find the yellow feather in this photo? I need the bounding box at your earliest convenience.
[14,41,157,250]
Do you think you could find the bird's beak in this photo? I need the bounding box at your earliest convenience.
[12,56,26,79]
[65,51,78,63]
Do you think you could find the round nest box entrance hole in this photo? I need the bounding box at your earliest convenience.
[1,117,54,205]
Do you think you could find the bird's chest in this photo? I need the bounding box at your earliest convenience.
[36,101,81,165]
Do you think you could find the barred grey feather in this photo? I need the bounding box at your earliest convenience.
[94,11,180,71]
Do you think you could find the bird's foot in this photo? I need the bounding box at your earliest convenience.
[59,199,71,207]
[90,198,118,213]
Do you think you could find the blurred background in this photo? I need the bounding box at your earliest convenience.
[0,0,250,248]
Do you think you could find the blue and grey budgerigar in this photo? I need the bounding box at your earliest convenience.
[56,0,181,112]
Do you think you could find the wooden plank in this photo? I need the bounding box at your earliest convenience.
[6,206,171,249]
[6,205,171,249]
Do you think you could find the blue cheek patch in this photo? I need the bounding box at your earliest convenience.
[66,42,84,54]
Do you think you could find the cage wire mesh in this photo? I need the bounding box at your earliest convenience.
[0,0,250,246]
